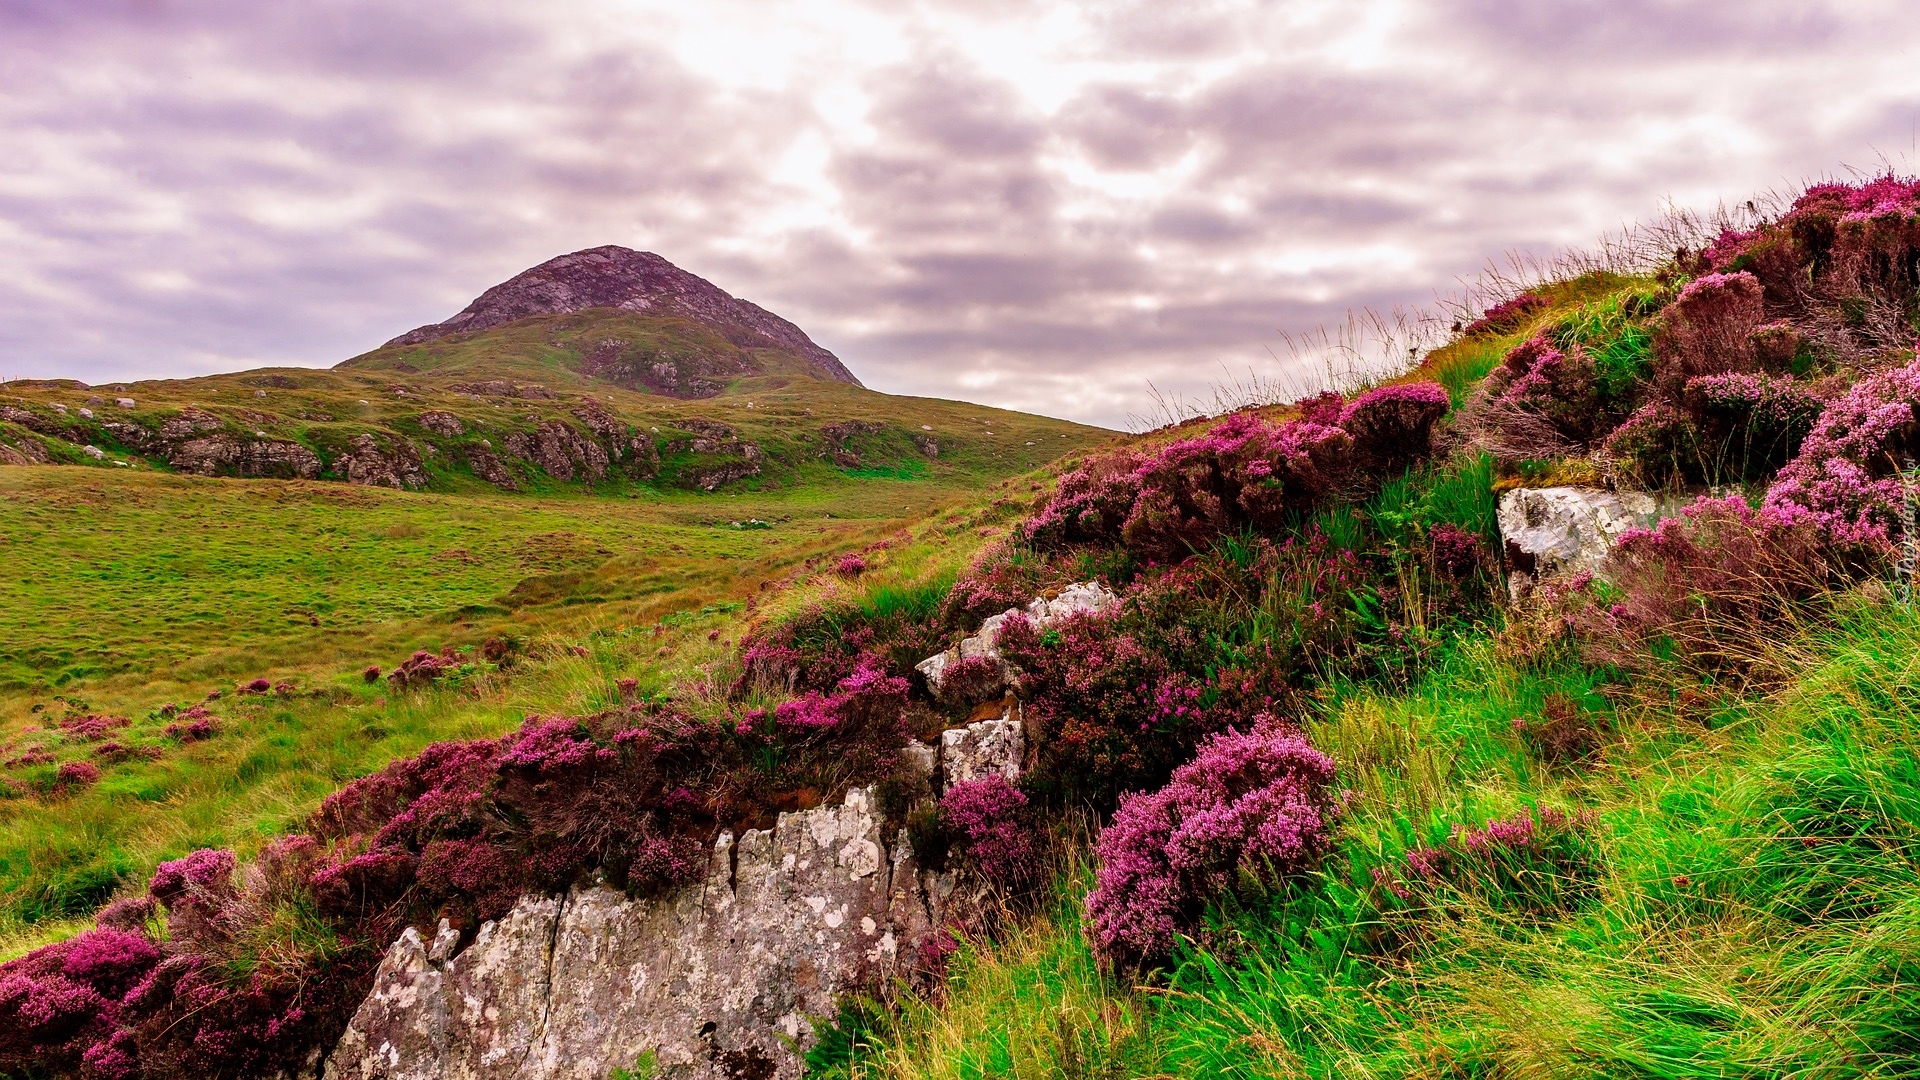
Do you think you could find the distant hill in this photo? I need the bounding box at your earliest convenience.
[365,246,862,390]
[0,249,1108,495]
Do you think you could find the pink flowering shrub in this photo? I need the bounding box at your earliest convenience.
[1372,805,1599,920]
[1084,723,1337,969]
[1652,271,1767,391]
[1702,175,1920,321]
[1471,334,1609,459]
[995,608,1240,807]
[1025,388,1449,564]
[1427,523,1484,577]
[1339,383,1451,473]
[1761,359,1920,551]
[834,553,867,577]
[240,678,272,695]
[59,714,130,742]
[362,665,381,683]
[164,706,217,743]
[386,647,461,690]
[938,775,1037,886]
[1577,495,1842,675]
[0,927,160,1076]
[1462,292,1549,338]
[54,761,101,790]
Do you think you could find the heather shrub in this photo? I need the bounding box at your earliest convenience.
[1703,175,1920,344]
[736,579,950,697]
[1577,495,1844,676]
[835,553,867,577]
[1598,401,1701,489]
[938,775,1037,887]
[1680,371,1823,480]
[1761,358,1920,551]
[1083,723,1337,970]
[1372,805,1600,921]
[1020,449,1149,549]
[1462,291,1549,338]
[1652,271,1767,392]
[996,608,1242,809]
[55,760,101,791]
[1469,334,1608,460]
[1338,383,1450,474]
[1511,692,1608,768]
[1427,522,1484,578]
[1025,389,1449,563]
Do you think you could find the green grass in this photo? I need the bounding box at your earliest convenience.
[0,369,1079,944]
[841,595,1920,1079]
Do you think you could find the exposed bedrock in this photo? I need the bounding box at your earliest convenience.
[327,716,1024,1080]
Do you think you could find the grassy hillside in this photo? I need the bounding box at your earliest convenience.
[0,305,1109,961]
[7,178,1920,1078]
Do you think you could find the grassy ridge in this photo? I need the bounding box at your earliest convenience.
[833,597,1920,1078]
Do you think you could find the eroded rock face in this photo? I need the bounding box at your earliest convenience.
[328,717,1023,1080]
[336,434,430,490]
[1497,486,1659,592]
[917,581,1120,699]
[505,421,610,484]
[418,411,465,438]
[169,434,323,480]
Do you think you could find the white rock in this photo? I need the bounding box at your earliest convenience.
[115,397,135,408]
[329,785,942,1080]
[1496,486,1659,592]
[82,445,104,460]
[942,713,1024,785]
[916,581,1119,700]
[78,407,94,419]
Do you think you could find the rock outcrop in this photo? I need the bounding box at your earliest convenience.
[384,247,861,388]
[1497,486,1661,593]
[328,717,1023,1080]
[168,434,323,480]
[916,581,1120,700]
[335,434,430,490]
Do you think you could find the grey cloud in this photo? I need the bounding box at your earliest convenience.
[2,1,1919,427]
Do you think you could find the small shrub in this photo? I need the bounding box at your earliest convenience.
[1512,693,1607,767]
[938,775,1037,886]
[1761,358,1920,551]
[1652,271,1767,392]
[1462,292,1549,338]
[54,761,101,790]
[1578,495,1844,676]
[1373,805,1600,920]
[1427,523,1484,578]
[1084,722,1337,970]
[834,553,867,577]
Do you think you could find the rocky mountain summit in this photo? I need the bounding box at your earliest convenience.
[385,247,861,387]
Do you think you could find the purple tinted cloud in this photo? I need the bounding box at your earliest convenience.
[1,0,1917,427]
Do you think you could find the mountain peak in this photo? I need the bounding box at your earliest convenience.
[385,246,861,386]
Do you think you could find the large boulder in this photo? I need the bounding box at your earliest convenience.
[327,711,1027,1080]
[1497,486,1660,592]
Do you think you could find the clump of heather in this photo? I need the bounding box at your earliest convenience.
[996,607,1240,809]
[1084,722,1337,970]
[1473,334,1609,457]
[54,761,101,790]
[937,775,1037,887]
[736,595,947,698]
[834,553,867,577]
[1372,805,1600,921]
[163,706,217,743]
[1022,386,1448,563]
[1427,523,1485,578]
[1462,291,1549,337]
[1652,271,1768,391]
[1761,357,1920,551]
[59,714,130,742]
[386,647,462,690]
[1511,693,1608,768]
[1577,495,1843,676]
[1699,175,1920,341]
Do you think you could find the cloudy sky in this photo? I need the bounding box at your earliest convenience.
[3,0,1917,428]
